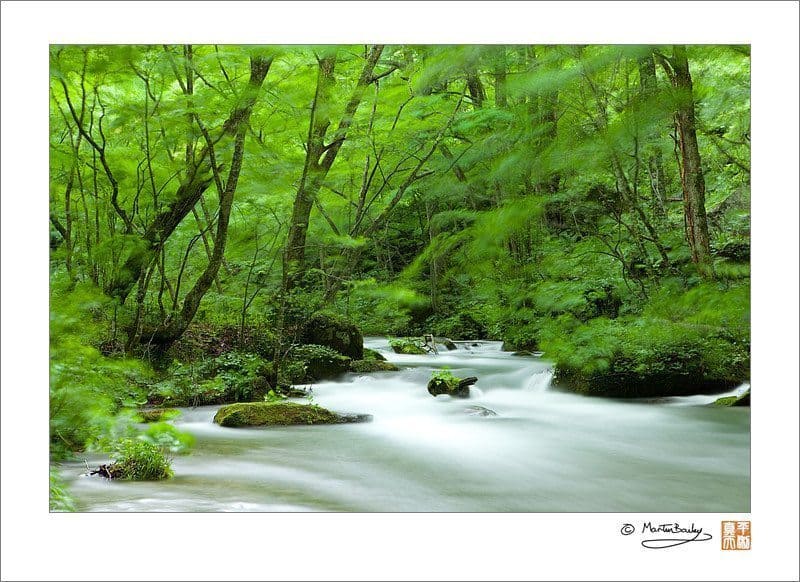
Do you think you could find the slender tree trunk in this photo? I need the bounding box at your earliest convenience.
[466,68,486,109]
[321,91,465,303]
[283,46,385,293]
[143,91,262,347]
[109,55,273,302]
[130,56,272,350]
[637,53,667,218]
[493,46,508,109]
[283,54,337,292]
[670,46,712,271]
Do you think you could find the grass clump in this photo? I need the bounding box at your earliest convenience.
[110,438,173,480]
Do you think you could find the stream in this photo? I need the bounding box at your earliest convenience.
[57,337,750,512]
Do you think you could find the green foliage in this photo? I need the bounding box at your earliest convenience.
[50,43,750,406]
[110,438,173,480]
[50,279,149,459]
[139,422,195,455]
[136,408,181,423]
[545,287,750,397]
[49,470,75,512]
[430,368,461,388]
[284,344,352,383]
[148,351,273,405]
[264,389,286,403]
[290,344,342,361]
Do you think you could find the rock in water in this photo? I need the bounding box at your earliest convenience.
[427,376,478,399]
[464,405,498,417]
[213,402,373,427]
[362,348,387,361]
[299,312,364,359]
[350,360,400,373]
[288,344,352,382]
[436,337,458,351]
[711,388,750,407]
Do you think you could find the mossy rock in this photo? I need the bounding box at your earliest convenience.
[299,312,364,359]
[363,348,387,361]
[389,338,426,354]
[350,360,400,373]
[502,338,539,352]
[288,344,352,382]
[550,324,750,399]
[136,408,180,423]
[511,350,535,357]
[213,402,372,427]
[427,374,477,399]
[553,352,743,398]
[712,388,750,407]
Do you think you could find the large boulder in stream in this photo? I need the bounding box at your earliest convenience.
[299,312,363,360]
[214,402,372,427]
[287,344,352,382]
[427,373,478,399]
[551,328,749,398]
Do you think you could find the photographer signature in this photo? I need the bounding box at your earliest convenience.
[620,522,713,549]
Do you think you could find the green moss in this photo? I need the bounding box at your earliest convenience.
[712,396,737,406]
[213,401,370,427]
[545,303,749,398]
[388,337,427,354]
[299,312,364,359]
[350,360,399,373]
[362,348,387,361]
[136,408,180,423]
[712,388,750,407]
[427,368,473,398]
[286,344,352,382]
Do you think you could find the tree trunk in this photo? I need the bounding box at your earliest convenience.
[109,55,273,302]
[670,46,712,271]
[493,46,508,109]
[139,57,270,349]
[637,52,667,218]
[466,67,486,109]
[282,46,385,293]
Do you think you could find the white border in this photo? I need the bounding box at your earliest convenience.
[2,1,798,581]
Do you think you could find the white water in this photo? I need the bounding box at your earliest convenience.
[58,338,750,512]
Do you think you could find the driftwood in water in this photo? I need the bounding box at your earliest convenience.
[89,463,121,479]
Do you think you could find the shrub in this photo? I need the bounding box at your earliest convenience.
[110,438,173,480]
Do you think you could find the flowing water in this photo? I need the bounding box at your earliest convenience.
[57,338,750,512]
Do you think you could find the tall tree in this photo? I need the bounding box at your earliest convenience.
[282,45,387,293]
[106,50,273,302]
[134,55,273,349]
[658,46,712,271]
